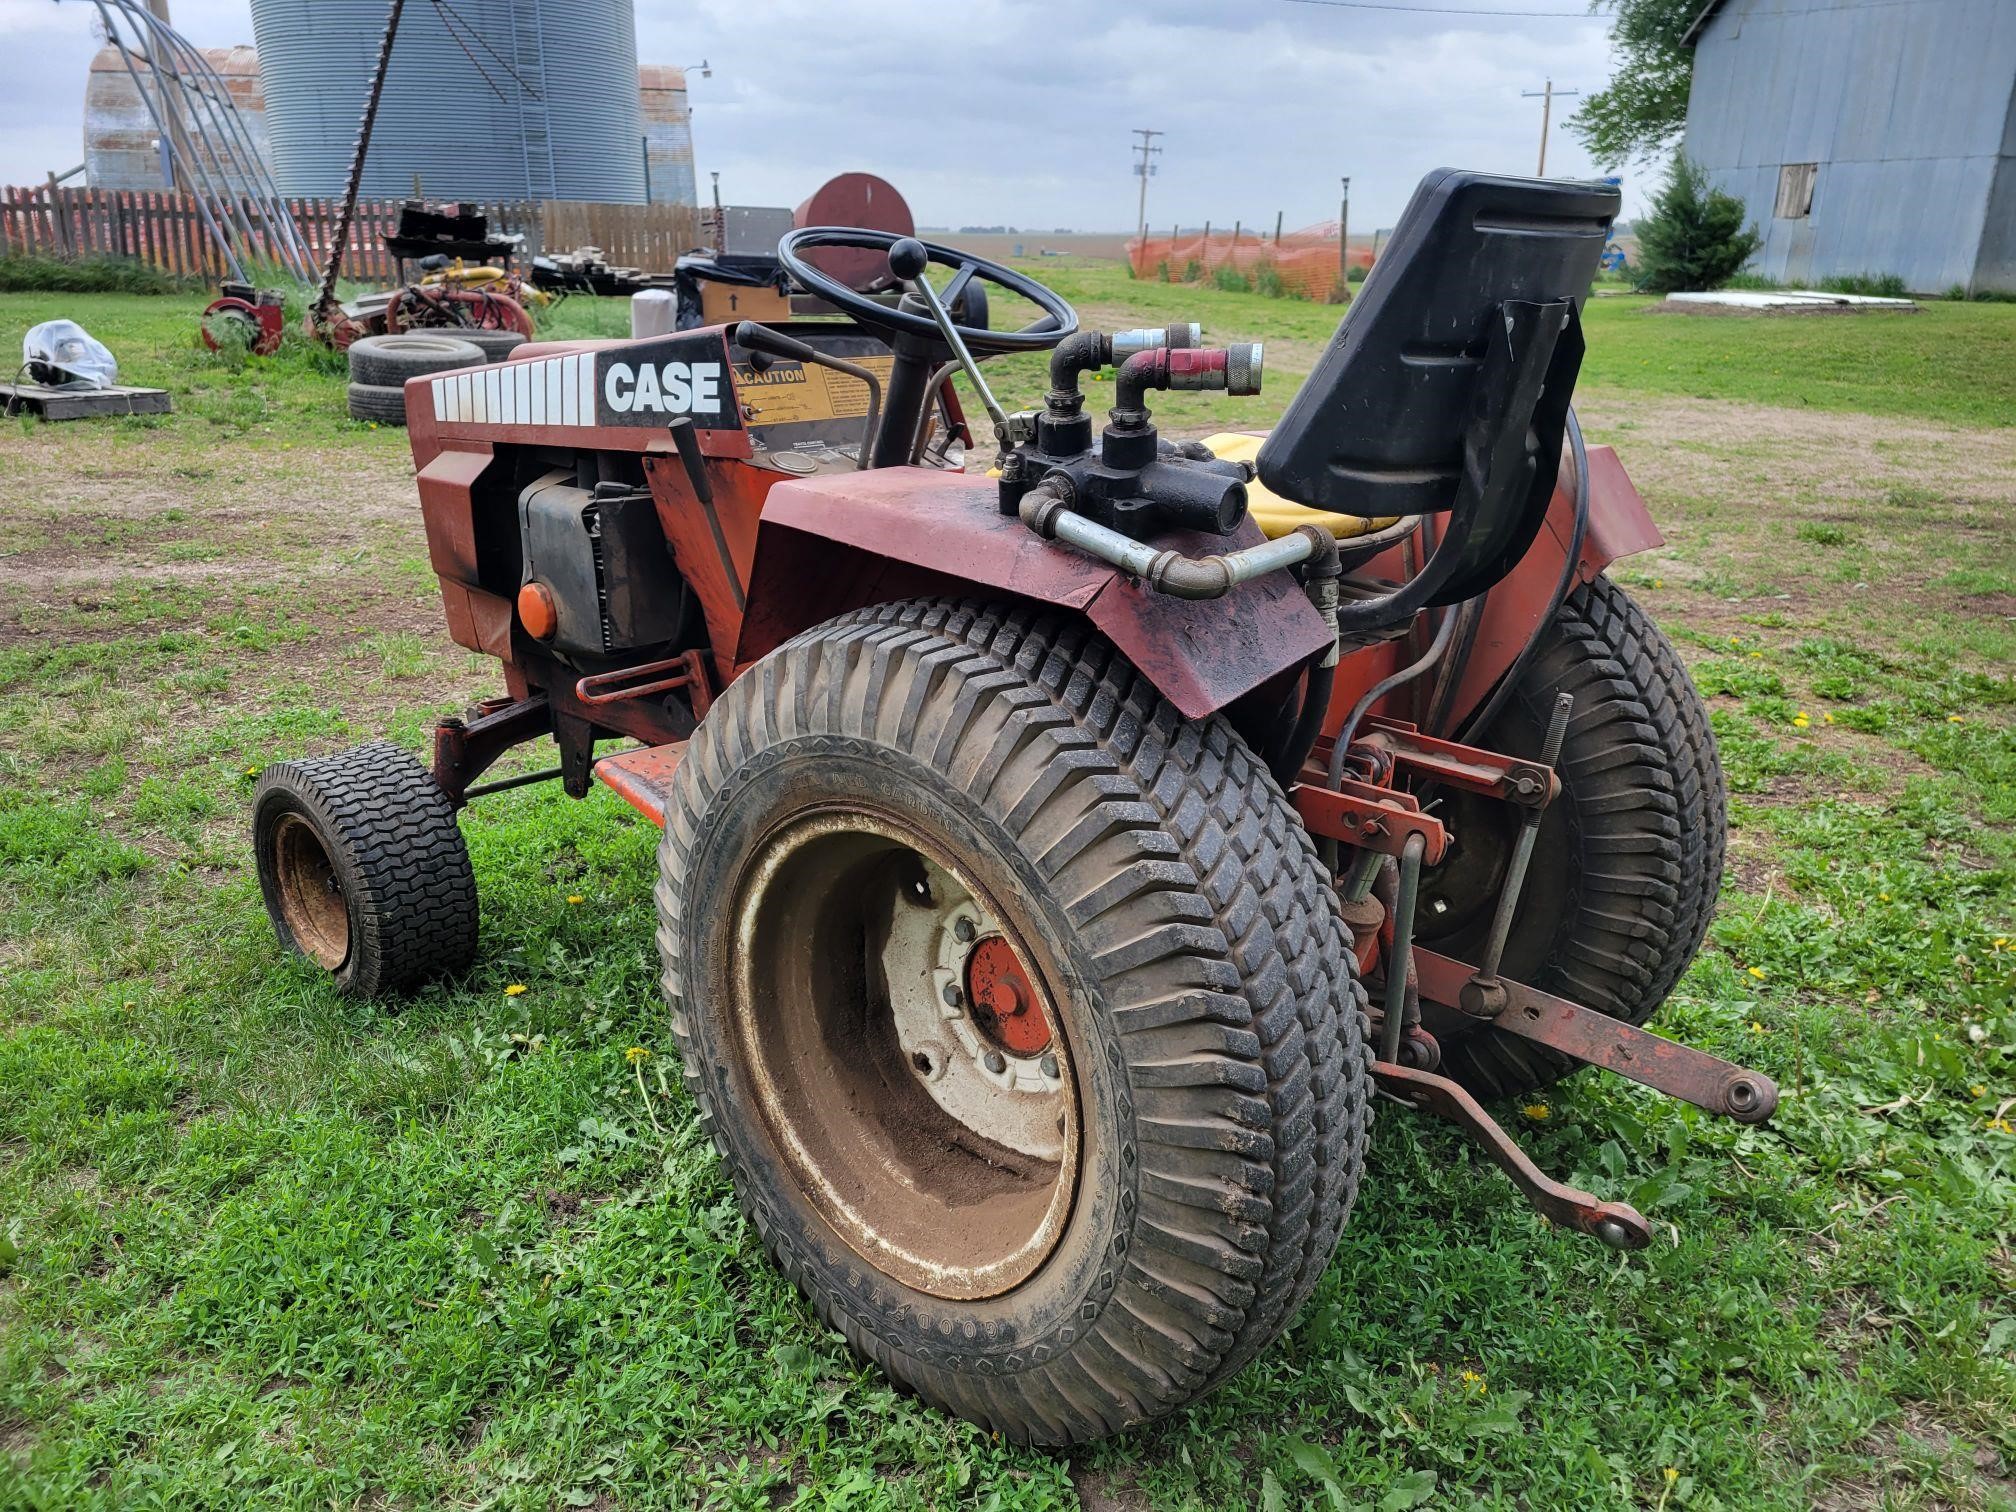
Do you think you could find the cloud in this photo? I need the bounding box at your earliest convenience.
[0,0,1649,226]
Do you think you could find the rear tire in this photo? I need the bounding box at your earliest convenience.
[1421,577,1725,1100]
[656,599,1371,1444]
[253,742,477,997]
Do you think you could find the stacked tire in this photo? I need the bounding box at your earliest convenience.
[346,331,526,425]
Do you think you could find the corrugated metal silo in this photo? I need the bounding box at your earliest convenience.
[249,0,646,202]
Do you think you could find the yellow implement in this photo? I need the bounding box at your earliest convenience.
[1202,432,1400,541]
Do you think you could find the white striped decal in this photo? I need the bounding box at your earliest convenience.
[424,353,602,428]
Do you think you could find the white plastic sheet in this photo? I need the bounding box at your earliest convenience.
[23,319,118,389]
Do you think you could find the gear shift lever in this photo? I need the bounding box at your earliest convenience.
[887,237,1015,452]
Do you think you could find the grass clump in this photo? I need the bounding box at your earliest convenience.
[0,252,187,295]
[1819,272,1909,298]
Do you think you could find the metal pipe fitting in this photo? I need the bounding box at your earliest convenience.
[1111,322,1203,358]
[1019,483,1316,599]
[1113,344,1265,414]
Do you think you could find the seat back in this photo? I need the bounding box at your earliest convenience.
[1257,170,1617,538]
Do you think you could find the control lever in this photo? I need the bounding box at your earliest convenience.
[732,321,883,471]
[886,238,1017,453]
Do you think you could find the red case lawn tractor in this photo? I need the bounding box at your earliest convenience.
[252,169,1774,1445]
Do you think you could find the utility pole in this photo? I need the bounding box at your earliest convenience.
[1131,128,1163,248]
[1339,176,1351,281]
[1521,79,1579,177]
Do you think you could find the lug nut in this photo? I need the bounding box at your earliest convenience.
[942,982,962,1009]
[1039,1053,1059,1079]
[983,1050,1007,1074]
[954,917,975,944]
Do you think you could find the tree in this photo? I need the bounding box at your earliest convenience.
[1632,155,1761,293]
[1566,0,1699,167]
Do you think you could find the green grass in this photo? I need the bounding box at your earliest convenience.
[958,261,2016,433]
[1,275,2014,1508]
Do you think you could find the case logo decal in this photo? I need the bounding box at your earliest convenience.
[603,360,724,416]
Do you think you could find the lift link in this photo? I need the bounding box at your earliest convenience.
[1461,690,1573,1019]
[1371,1061,1652,1250]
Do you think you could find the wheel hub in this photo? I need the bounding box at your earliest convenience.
[270,813,349,970]
[883,856,1066,1162]
[727,808,1079,1300]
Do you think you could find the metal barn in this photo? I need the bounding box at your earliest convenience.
[1682,0,2016,294]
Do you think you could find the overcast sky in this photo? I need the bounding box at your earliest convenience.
[0,0,1648,231]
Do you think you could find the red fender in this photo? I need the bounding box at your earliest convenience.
[1321,445,1664,736]
[738,467,1332,721]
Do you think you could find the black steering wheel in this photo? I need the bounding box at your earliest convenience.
[778,227,1077,354]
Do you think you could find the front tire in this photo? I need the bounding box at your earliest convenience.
[253,741,478,997]
[656,600,1370,1445]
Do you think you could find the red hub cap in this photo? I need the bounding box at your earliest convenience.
[964,936,1051,1056]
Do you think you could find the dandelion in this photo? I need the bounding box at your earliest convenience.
[1459,1369,1485,1393]
[1992,937,2009,951]
[1522,1103,1550,1120]
[566,894,585,905]
[1750,1021,1765,1033]
[1653,579,1665,589]
[1947,714,1965,724]
[504,983,528,997]
[1823,712,1835,725]
[1750,651,1765,660]
[1988,1118,2014,1135]
[1665,1469,1679,1483]
[1791,713,1810,729]
[628,1047,665,1136]
[1879,893,1891,902]
[244,765,259,776]
[1970,1085,1987,1098]
[1746,965,1767,981]
[1728,636,1742,647]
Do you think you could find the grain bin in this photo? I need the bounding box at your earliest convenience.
[249,0,647,203]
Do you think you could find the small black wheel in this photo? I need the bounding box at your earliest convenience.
[346,382,410,425]
[345,332,485,387]
[253,741,478,997]
[1419,577,1726,1100]
[657,599,1370,1445]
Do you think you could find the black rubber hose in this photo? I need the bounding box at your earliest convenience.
[1269,666,1333,788]
[1421,595,1486,736]
[1326,603,1463,789]
[1456,405,1592,744]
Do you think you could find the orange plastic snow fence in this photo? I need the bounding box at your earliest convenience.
[1128,221,1374,301]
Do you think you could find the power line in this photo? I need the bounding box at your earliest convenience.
[1279,0,1597,18]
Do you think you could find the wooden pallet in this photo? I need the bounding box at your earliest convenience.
[0,382,172,420]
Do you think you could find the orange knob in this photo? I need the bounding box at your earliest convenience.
[516,581,558,640]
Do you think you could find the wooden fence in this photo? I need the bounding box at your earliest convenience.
[0,186,701,284]
[543,200,700,273]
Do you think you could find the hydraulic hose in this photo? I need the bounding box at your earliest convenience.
[1456,406,1591,743]
[1264,531,1343,789]
[1325,601,1463,789]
